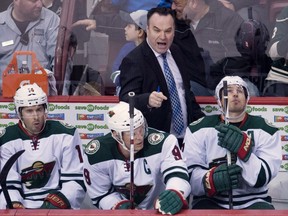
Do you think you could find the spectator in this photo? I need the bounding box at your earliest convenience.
[263,6,288,96]
[90,0,165,38]
[42,0,96,43]
[218,0,259,12]
[83,101,190,214]
[218,0,270,30]
[182,0,242,64]
[158,0,173,8]
[220,0,272,93]
[109,0,167,13]
[42,0,97,95]
[182,0,261,96]
[217,1,271,38]
[0,83,85,209]
[0,0,59,95]
[119,7,204,145]
[171,0,211,96]
[111,9,148,95]
[182,76,282,209]
[89,1,171,94]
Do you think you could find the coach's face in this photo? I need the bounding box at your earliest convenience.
[13,0,43,22]
[146,12,175,54]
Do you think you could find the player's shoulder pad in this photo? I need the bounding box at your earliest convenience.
[147,127,168,146]
[59,121,75,129]
[141,128,169,157]
[247,115,279,135]
[46,120,76,135]
[0,124,19,146]
[84,133,116,165]
[188,115,219,133]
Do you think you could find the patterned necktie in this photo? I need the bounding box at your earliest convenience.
[161,53,185,136]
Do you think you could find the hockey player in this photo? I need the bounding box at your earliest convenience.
[182,76,282,209]
[83,101,190,215]
[0,83,85,209]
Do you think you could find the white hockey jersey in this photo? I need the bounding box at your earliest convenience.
[0,120,85,209]
[183,114,282,209]
[83,127,191,210]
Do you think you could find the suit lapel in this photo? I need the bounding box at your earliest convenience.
[141,41,169,94]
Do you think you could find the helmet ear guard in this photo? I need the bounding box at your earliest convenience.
[14,83,48,116]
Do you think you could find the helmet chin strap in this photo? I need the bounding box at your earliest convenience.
[112,132,139,154]
[225,109,246,121]
[220,103,247,122]
[122,143,140,154]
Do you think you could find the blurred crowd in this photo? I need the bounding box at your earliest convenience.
[0,0,288,97]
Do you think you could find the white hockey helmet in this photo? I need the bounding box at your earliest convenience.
[107,101,146,151]
[215,76,250,102]
[14,83,48,115]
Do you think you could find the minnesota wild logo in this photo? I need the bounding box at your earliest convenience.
[148,133,164,145]
[21,161,55,189]
[85,140,100,155]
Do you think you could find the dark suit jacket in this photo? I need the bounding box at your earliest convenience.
[173,18,207,88]
[119,40,205,133]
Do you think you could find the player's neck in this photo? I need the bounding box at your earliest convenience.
[118,143,130,159]
[221,112,246,123]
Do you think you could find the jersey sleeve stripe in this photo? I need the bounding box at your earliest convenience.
[258,157,272,183]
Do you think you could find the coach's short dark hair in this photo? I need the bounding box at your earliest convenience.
[147,7,175,25]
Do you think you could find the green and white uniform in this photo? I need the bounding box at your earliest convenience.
[0,120,85,209]
[83,127,190,209]
[183,114,282,209]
